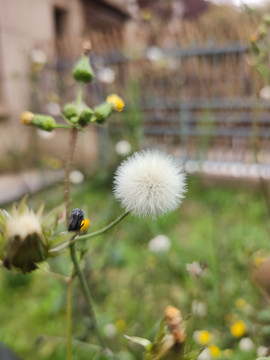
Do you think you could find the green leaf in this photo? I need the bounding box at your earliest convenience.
[184,348,204,360]
[124,335,152,349]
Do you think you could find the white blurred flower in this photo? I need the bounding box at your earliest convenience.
[148,234,171,253]
[113,150,186,218]
[31,49,47,65]
[239,337,254,352]
[192,300,207,317]
[257,346,268,357]
[197,348,212,360]
[69,170,84,185]
[115,140,132,157]
[260,86,270,100]
[186,261,203,277]
[97,67,115,84]
[103,323,117,338]
[146,46,163,62]
[37,129,55,140]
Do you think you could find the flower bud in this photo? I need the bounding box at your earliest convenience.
[93,102,114,124]
[32,114,56,131]
[63,103,78,119]
[79,107,93,126]
[72,55,94,83]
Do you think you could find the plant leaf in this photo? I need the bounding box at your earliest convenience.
[124,335,152,349]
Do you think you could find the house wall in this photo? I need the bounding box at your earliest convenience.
[0,0,98,171]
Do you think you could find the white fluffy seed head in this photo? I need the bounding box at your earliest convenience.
[113,150,186,218]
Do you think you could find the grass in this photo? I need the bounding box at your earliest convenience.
[0,175,270,359]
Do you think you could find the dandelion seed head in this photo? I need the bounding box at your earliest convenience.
[113,150,186,218]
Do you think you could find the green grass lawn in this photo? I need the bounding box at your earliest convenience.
[1,175,270,359]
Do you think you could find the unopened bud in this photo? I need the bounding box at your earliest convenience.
[63,103,78,119]
[93,102,114,124]
[32,114,56,131]
[72,55,94,83]
[79,107,93,126]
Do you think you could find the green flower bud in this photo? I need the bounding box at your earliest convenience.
[263,15,270,26]
[72,55,94,83]
[32,114,56,131]
[93,102,114,124]
[63,103,78,119]
[79,107,93,126]
[70,116,79,124]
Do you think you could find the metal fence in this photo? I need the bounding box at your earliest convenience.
[38,42,270,176]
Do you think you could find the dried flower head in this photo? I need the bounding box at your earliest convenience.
[106,94,125,112]
[165,305,186,343]
[113,150,186,218]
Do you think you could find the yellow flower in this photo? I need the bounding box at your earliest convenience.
[80,218,90,231]
[21,111,34,125]
[197,330,211,345]
[209,345,221,357]
[230,320,246,338]
[254,256,266,267]
[115,319,126,333]
[235,298,248,311]
[106,94,125,112]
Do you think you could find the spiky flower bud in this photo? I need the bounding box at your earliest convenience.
[72,55,94,83]
[63,103,78,119]
[79,107,93,126]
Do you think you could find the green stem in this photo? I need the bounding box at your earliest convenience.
[66,278,73,360]
[77,211,130,241]
[55,124,74,129]
[49,212,130,254]
[76,82,83,109]
[69,242,106,348]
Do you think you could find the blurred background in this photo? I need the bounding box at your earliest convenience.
[2,0,270,359]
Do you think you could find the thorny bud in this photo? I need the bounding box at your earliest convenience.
[32,114,56,131]
[165,306,186,344]
[263,15,270,26]
[79,107,93,126]
[92,102,114,124]
[72,55,94,83]
[63,103,78,119]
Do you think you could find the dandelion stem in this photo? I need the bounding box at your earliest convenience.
[76,211,130,241]
[64,128,78,226]
[69,242,106,348]
[55,124,73,129]
[66,277,73,360]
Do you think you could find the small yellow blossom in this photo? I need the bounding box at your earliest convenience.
[106,94,125,112]
[230,320,246,338]
[254,256,266,267]
[21,111,34,125]
[209,345,221,357]
[224,349,233,357]
[235,298,248,311]
[115,319,126,333]
[197,330,211,345]
[80,218,90,231]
